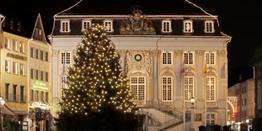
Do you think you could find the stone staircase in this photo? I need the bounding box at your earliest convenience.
[141,108,184,131]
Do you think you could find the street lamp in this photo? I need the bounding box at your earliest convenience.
[190,97,195,105]
[0,97,6,131]
[190,97,195,131]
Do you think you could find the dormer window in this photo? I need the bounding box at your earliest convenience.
[162,20,172,33]
[60,20,70,33]
[205,21,215,33]
[82,20,91,31]
[104,20,113,32]
[183,20,193,33]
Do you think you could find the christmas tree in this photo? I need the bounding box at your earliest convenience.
[56,24,138,131]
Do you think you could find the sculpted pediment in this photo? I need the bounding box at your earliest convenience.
[120,9,156,35]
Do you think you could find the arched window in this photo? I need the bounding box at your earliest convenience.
[162,76,173,101]
[184,75,194,101]
[130,76,146,101]
[206,76,216,101]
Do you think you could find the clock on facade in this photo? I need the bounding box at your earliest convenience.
[134,54,142,61]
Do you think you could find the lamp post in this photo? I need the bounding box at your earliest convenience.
[190,97,195,131]
[0,97,6,131]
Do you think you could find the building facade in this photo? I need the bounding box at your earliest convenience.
[0,13,52,131]
[49,1,231,130]
[0,29,29,126]
[251,46,262,131]
[228,79,255,131]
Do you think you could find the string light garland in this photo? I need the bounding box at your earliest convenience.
[60,24,137,116]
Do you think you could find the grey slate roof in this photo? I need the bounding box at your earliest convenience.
[52,0,225,36]
[59,0,207,15]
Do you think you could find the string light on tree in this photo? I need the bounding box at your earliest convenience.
[60,24,136,116]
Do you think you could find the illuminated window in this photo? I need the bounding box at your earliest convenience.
[205,52,216,65]
[184,76,194,101]
[183,20,193,33]
[206,112,216,125]
[205,21,214,33]
[184,51,194,65]
[61,52,71,64]
[162,76,173,101]
[162,20,172,33]
[104,20,113,32]
[130,76,145,101]
[162,51,173,65]
[60,20,70,33]
[206,76,216,101]
[82,20,91,31]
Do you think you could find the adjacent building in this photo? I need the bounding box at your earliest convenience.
[228,78,255,130]
[0,13,52,131]
[250,46,262,131]
[49,1,231,130]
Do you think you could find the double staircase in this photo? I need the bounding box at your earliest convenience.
[139,108,184,131]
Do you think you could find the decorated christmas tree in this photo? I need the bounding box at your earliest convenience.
[56,24,138,131]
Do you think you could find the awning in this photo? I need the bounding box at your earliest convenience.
[2,105,16,116]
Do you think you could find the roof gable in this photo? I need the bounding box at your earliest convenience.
[32,13,47,43]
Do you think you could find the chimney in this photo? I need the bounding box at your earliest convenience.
[0,14,5,32]
[17,21,21,32]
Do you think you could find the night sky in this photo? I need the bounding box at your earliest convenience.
[1,0,261,86]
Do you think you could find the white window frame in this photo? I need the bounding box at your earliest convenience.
[183,20,193,33]
[206,76,216,101]
[183,51,194,65]
[130,76,146,101]
[60,20,70,33]
[204,20,215,33]
[162,51,173,65]
[206,112,216,125]
[104,20,113,32]
[184,76,194,101]
[205,51,216,65]
[61,52,71,65]
[161,20,172,33]
[82,20,91,31]
[162,76,173,102]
